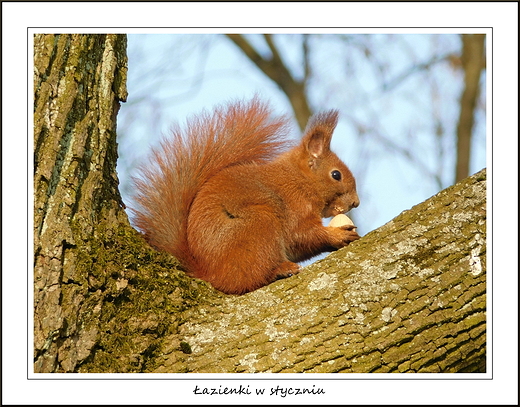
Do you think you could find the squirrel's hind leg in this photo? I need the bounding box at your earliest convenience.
[187,202,292,294]
[274,261,301,280]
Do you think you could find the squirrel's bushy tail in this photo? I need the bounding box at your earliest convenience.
[130,97,292,271]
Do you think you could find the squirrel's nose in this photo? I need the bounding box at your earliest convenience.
[351,194,360,209]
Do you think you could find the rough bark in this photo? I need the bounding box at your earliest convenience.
[33,34,129,372]
[33,34,486,373]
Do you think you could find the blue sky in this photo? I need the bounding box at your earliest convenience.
[117,33,487,237]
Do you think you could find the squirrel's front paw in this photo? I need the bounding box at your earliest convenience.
[341,225,360,243]
[328,224,360,248]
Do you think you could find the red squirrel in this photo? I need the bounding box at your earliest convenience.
[131,97,360,295]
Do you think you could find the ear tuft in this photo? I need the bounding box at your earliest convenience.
[304,110,339,135]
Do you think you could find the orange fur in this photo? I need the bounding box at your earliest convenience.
[130,97,360,294]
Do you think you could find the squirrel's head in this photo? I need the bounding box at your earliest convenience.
[300,110,360,218]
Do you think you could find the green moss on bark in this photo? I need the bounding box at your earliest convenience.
[72,219,218,373]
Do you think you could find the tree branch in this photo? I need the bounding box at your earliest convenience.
[150,169,487,373]
[381,53,454,93]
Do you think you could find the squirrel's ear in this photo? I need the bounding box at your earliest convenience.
[302,110,339,160]
[306,129,328,159]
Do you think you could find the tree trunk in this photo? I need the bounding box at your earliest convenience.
[33,34,129,372]
[455,34,486,183]
[33,34,486,373]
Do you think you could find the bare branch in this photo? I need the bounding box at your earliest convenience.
[381,53,454,93]
[226,34,312,130]
[455,34,486,183]
[302,34,311,82]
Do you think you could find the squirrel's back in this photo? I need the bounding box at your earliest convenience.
[130,98,292,273]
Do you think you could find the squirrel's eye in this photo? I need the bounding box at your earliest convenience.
[331,170,342,181]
